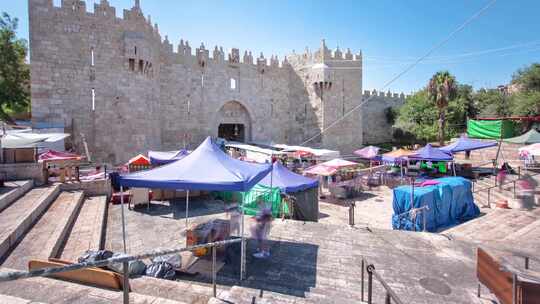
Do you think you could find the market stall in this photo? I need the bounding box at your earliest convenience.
[408,144,454,176]
[304,158,358,198]
[119,137,272,280]
[259,162,319,221]
[127,154,151,172]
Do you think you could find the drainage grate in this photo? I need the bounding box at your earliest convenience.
[419,277,452,295]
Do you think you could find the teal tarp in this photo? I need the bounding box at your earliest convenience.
[392,177,480,232]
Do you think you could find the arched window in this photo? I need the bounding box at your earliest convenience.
[230,78,237,90]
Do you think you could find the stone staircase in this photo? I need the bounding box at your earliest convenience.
[58,196,108,262]
[0,184,60,260]
[1,190,84,270]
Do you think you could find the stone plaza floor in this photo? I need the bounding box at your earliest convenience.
[103,190,499,303]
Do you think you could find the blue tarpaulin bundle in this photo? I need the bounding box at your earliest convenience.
[392,177,480,232]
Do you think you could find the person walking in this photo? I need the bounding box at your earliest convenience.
[251,207,273,258]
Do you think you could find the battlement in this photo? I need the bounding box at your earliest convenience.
[165,38,291,70]
[363,89,407,100]
[32,0,161,40]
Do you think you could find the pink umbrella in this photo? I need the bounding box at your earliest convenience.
[304,165,337,176]
[304,158,358,176]
[353,146,380,159]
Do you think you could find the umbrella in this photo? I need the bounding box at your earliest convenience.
[440,136,498,153]
[382,148,414,163]
[408,144,453,161]
[353,146,380,159]
[303,158,358,176]
[519,143,540,157]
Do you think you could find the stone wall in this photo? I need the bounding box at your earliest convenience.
[361,90,406,144]
[29,0,403,162]
[60,179,112,197]
[0,162,46,185]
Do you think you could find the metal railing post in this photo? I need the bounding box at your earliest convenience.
[525,257,530,270]
[477,283,481,297]
[123,262,129,304]
[487,188,491,208]
[361,259,365,302]
[212,245,217,297]
[422,208,427,232]
[367,265,374,304]
[518,166,521,178]
[513,181,516,199]
[385,293,391,304]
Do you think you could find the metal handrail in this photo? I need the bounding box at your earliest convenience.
[361,258,404,304]
[0,238,242,301]
[395,205,429,232]
[472,166,539,194]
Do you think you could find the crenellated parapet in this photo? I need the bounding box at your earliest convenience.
[363,89,407,100]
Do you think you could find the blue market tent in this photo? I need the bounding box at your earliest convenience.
[119,137,272,191]
[118,137,271,280]
[259,162,318,193]
[409,144,453,161]
[148,149,189,166]
[392,177,479,232]
[440,136,497,153]
[259,162,319,221]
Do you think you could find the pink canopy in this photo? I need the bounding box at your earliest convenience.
[353,146,380,159]
[38,150,83,162]
[304,158,358,176]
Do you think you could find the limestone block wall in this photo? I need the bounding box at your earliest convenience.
[0,162,46,185]
[361,90,406,144]
[29,1,372,163]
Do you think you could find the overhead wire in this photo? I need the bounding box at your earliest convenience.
[299,0,498,146]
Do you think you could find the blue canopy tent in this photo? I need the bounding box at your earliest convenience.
[118,137,272,280]
[259,162,318,193]
[408,144,455,176]
[409,144,453,161]
[259,162,320,221]
[148,149,189,166]
[440,136,497,153]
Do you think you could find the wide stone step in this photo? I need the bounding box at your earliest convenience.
[59,196,108,262]
[0,184,60,260]
[0,180,33,213]
[1,191,84,270]
[0,267,188,304]
[445,210,510,237]
[129,276,215,304]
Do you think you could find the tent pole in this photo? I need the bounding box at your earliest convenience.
[240,197,245,281]
[120,185,127,253]
[185,190,190,229]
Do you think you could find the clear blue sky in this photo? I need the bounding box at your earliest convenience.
[2,0,540,93]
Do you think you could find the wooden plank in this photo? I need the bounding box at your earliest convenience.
[477,248,513,304]
[28,259,126,291]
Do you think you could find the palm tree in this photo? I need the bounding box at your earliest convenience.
[427,71,457,145]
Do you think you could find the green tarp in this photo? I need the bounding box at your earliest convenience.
[215,184,290,218]
[467,120,515,139]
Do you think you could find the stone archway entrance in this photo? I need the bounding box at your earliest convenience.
[218,123,245,142]
[214,101,252,142]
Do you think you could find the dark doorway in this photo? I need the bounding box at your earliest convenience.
[218,123,245,142]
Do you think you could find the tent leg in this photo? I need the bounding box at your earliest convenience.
[185,190,190,229]
[120,186,127,253]
[240,201,246,281]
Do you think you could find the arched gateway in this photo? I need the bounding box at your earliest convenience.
[214,101,252,142]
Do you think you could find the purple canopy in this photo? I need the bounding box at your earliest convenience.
[148,149,189,165]
[353,146,380,160]
[440,136,497,153]
[259,162,318,193]
[409,144,453,161]
[119,137,272,191]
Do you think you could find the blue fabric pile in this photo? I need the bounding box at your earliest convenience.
[392,177,480,232]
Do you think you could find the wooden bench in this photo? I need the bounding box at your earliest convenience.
[477,247,540,304]
[28,258,129,291]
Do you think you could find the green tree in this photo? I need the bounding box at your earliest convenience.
[473,88,509,117]
[427,71,457,145]
[510,63,540,117]
[0,12,29,123]
[512,63,540,92]
[394,90,438,142]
